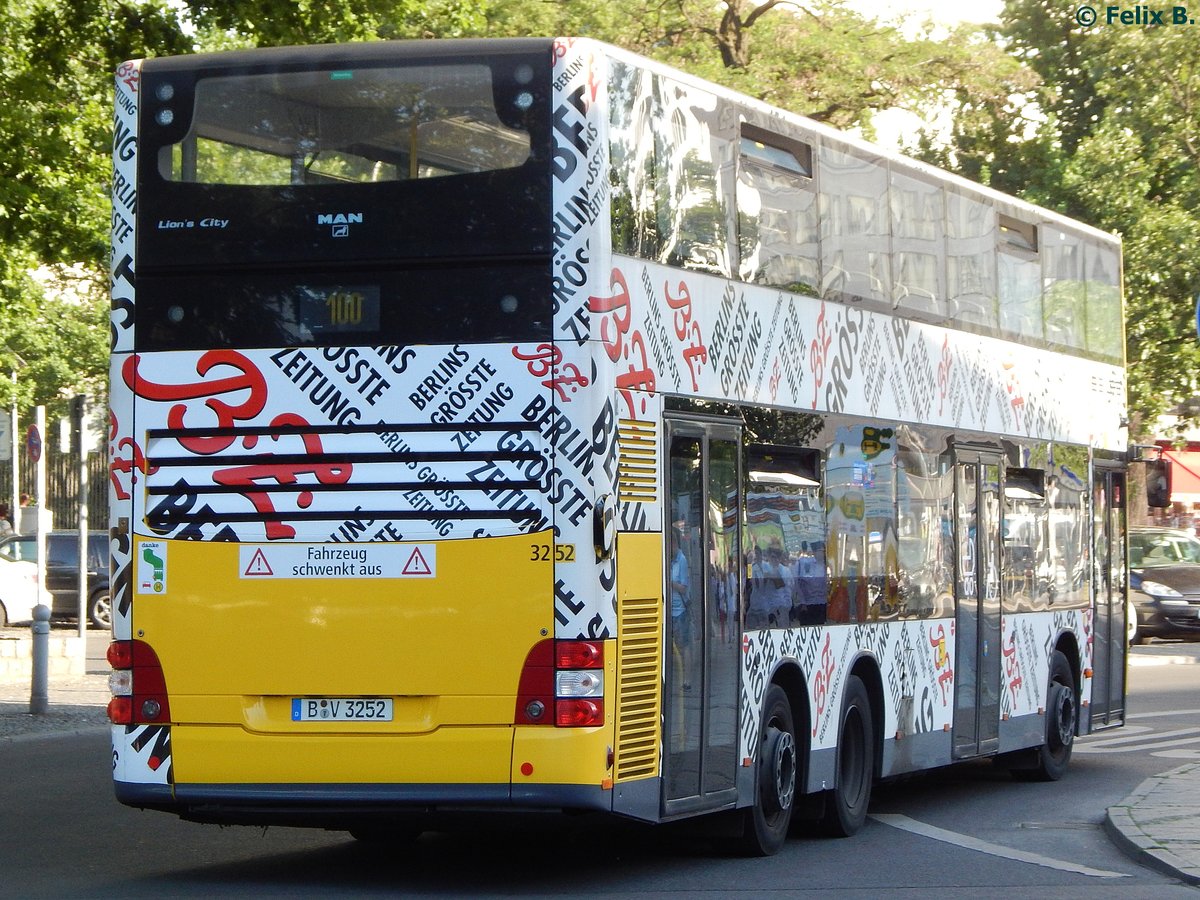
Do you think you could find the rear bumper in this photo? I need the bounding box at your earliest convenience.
[114,719,619,825]
[115,779,612,827]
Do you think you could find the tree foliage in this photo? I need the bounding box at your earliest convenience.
[15,0,1186,435]
[477,0,1027,131]
[936,1,1200,432]
[0,0,189,415]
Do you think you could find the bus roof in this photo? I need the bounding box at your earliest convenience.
[133,37,556,75]
[127,35,1117,248]
[592,39,1118,248]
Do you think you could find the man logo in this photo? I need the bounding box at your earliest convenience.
[317,213,364,225]
[317,212,363,237]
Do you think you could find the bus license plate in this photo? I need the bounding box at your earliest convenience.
[291,698,393,722]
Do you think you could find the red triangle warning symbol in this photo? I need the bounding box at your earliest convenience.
[402,546,432,576]
[244,548,274,576]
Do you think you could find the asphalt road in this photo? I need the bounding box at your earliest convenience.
[1,642,1198,898]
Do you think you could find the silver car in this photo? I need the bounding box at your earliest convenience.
[1129,526,1200,643]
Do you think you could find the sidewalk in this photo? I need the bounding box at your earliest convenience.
[1,656,1198,884]
[0,667,109,743]
[1105,763,1200,886]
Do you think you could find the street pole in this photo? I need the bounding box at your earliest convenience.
[34,405,47,614]
[75,396,88,640]
[10,371,18,530]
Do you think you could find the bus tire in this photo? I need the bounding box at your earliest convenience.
[820,674,874,837]
[740,684,796,856]
[1015,650,1076,782]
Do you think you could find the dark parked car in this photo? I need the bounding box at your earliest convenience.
[1128,526,1200,644]
[0,531,110,629]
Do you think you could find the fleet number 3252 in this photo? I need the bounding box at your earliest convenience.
[530,544,576,562]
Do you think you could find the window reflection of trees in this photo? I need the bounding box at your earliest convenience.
[609,59,1123,365]
[163,66,531,186]
[609,61,663,260]
[737,136,818,295]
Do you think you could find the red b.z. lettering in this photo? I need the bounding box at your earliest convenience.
[123,351,268,454]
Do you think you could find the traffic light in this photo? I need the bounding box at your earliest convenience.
[70,395,86,456]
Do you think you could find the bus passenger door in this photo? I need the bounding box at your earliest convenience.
[663,418,741,814]
[952,450,1002,758]
[1089,466,1127,728]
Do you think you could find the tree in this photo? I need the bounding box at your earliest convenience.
[941,2,1200,431]
[179,1,1025,132]
[0,0,1031,419]
[0,1,189,416]
[479,0,1027,131]
[180,0,488,46]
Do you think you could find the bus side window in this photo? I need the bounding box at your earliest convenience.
[657,79,731,278]
[745,444,824,628]
[736,124,818,296]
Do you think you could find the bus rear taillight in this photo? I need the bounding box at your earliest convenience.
[556,699,602,727]
[555,640,603,669]
[515,639,604,727]
[107,640,171,726]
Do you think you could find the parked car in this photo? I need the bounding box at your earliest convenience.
[1128,526,1200,644]
[0,531,111,629]
[0,551,41,627]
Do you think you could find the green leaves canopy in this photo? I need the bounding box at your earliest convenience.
[3,0,1192,435]
[942,1,1200,431]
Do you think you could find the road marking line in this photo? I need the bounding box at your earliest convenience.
[1080,724,1153,739]
[870,814,1129,878]
[1152,748,1200,759]
[1078,726,1200,747]
[1126,708,1200,720]
[1076,734,1200,754]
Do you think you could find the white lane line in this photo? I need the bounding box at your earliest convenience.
[1077,726,1200,748]
[1126,708,1200,720]
[1153,748,1200,759]
[870,814,1129,879]
[1076,733,1200,754]
[1080,724,1154,738]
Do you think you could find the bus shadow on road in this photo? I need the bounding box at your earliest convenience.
[116,811,797,894]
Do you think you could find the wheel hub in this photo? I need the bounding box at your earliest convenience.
[763,727,796,814]
[1050,683,1076,748]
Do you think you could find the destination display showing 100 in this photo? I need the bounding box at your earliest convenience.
[299,286,380,335]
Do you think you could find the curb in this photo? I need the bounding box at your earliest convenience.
[0,724,108,744]
[1105,763,1200,887]
[1128,655,1199,667]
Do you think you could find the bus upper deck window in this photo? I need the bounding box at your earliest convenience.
[158,64,532,186]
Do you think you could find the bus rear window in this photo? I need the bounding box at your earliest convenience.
[159,64,532,185]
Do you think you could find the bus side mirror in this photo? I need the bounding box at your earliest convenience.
[593,494,616,561]
[1146,458,1172,509]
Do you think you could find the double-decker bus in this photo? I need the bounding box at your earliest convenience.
[108,37,1128,855]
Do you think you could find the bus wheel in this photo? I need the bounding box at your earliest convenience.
[1016,650,1076,782]
[741,684,796,856]
[820,674,874,837]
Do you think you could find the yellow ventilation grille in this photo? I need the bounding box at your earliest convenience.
[614,592,662,782]
[617,419,657,504]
